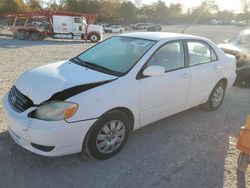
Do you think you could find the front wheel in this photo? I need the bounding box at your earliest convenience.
[84,110,131,160]
[202,81,226,111]
[15,31,26,40]
[89,34,99,43]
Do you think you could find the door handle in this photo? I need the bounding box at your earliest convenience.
[180,73,188,79]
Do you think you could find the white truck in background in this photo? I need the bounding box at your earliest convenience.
[1,11,103,42]
[52,15,102,42]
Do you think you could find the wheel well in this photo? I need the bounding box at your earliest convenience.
[219,78,228,88]
[30,31,40,36]
[30,30,39,33]
[87,32,100,40]
[107,107,135,130]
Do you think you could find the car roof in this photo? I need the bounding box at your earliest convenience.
[120,32,205,41]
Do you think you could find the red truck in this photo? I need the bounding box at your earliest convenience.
[0,11,103,42]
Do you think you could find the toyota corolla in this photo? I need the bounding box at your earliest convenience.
[2,32,236,160]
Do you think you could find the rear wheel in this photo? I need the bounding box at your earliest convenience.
[202,81,226,111]
[39,33,46,40]
[31,32,40,41]
[235,68,250,87]
[84,110,131,160]
[238,152,249,172]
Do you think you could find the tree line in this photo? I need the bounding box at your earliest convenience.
[0,0,250,24]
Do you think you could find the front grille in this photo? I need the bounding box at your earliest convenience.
[8,86,34,112]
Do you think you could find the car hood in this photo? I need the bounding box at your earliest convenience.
[15,60,117,104]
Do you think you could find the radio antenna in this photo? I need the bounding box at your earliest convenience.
[181,6,209,34]
[181,24,189,34]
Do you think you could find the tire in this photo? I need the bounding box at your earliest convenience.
[89,34,99,43]
[16,31,25,40]
[31,32,40,41]
[84,110,131,160]
[235,68,250,87]
[39,34,46,40]
[238,152,249,172]
[13,32,17,39]
[202,81,226,111]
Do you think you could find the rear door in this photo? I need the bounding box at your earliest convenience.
[186,40,221,107]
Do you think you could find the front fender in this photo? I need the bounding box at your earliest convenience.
[66,77,140,129]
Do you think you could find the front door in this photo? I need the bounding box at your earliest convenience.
[73,17,83,33]
[139,41,190,126]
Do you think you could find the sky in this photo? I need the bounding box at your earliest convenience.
[139,0,242,13]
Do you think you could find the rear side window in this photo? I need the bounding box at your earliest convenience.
[187,41,217,66]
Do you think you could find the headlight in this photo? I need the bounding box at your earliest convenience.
[33,101,78,121]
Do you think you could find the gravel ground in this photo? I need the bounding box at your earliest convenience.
[0,25,250,188]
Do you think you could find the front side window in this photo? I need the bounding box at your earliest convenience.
[76,37,156,75]
[74,18,81,23]
[147,41,185,72]
[187,41,217,66]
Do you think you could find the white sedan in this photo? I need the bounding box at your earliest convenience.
[2,32,236,159]
[105,25,124,33]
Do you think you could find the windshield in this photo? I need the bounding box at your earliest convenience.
[76,37,156,76]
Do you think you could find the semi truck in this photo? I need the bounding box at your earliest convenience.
[1,11,103,42]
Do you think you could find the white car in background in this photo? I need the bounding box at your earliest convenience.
[105,25,124,33]
[2,32,236,160]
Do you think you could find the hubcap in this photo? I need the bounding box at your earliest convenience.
[32,33,39,40]
[96,120,126,154]
[91,36,97,41]
[212,86,224,107]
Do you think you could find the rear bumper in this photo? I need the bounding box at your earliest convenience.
[2,94,96,157]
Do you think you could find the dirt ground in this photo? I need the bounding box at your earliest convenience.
[0,25,250,188]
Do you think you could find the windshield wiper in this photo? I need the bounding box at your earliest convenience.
[70,57,122,76]
[70,57,87,65]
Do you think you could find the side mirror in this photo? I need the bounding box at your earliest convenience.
[143,66,165,77]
